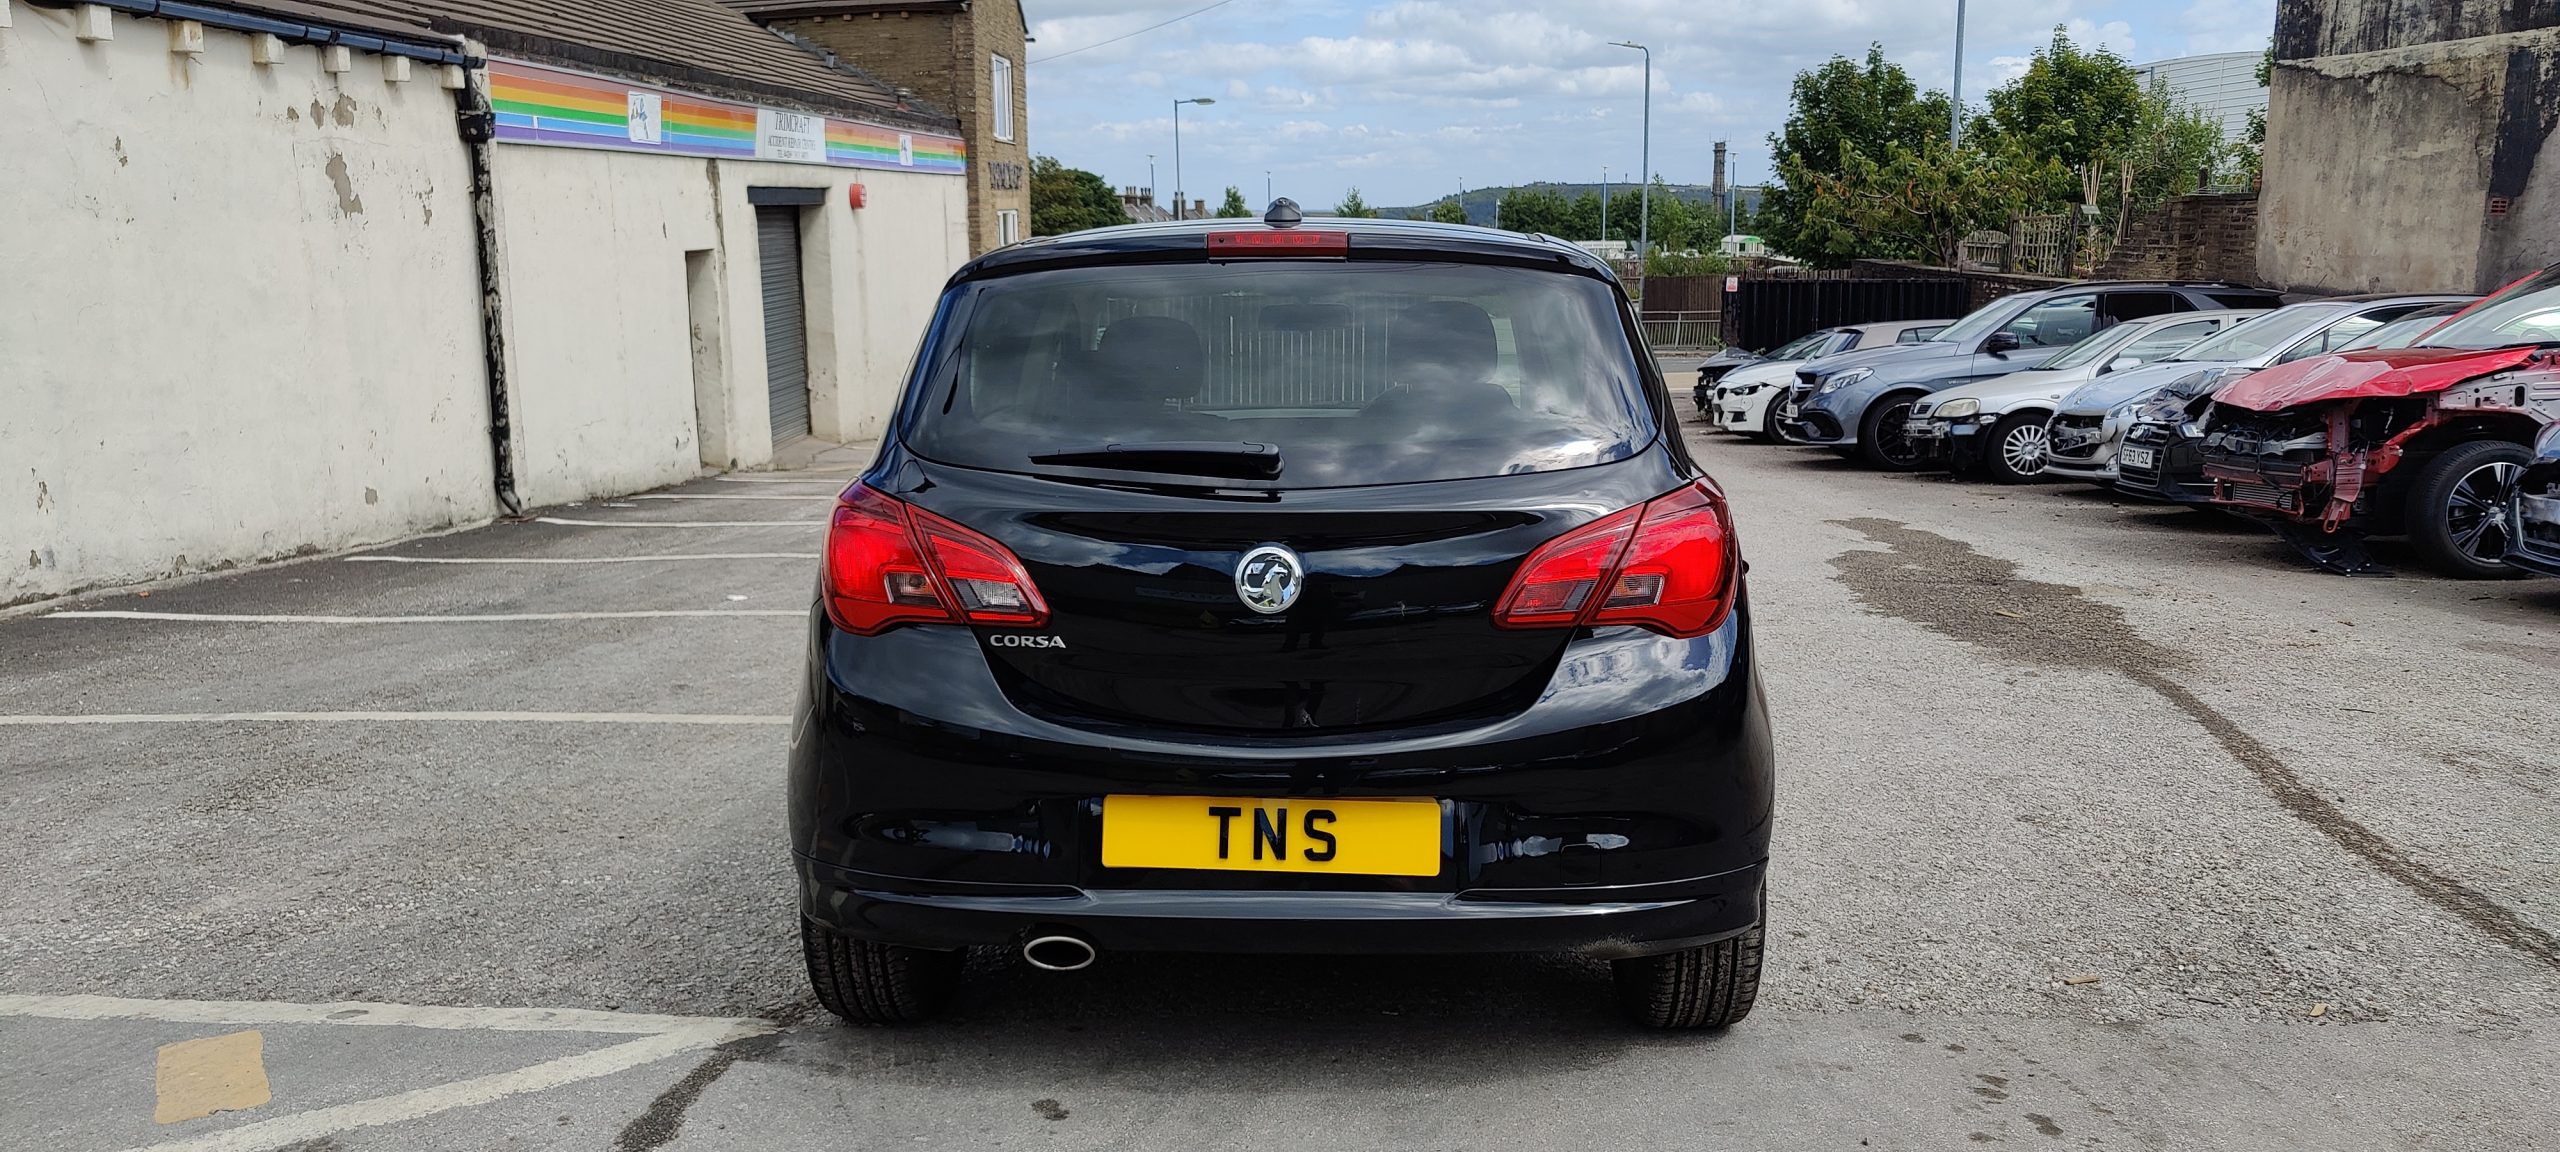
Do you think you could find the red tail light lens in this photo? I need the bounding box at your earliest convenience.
[823,484,1049,635]
[1494,482,1737,638]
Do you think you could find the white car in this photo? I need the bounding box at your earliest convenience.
[1710,320,1950,439]
[1903,311,2260,482]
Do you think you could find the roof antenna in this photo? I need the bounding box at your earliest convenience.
[1264,198,1303,228]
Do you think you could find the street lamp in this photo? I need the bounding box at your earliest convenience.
[1265,170,1273,204]
[1599,165,1608,249]
[1173,97,1215,220]
[1951,0,1967,145]
[1612,40,1651,290]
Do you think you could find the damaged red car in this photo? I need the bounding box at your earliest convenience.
[2195,264,2560,577]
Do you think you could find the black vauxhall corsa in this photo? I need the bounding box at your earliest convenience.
[789,203,1775,1029]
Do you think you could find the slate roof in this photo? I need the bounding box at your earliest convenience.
[203,0,959,129]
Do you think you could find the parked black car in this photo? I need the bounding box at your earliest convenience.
[2116,296,2476,502]
[1775,281,2284,469]
[2509,421,2560,577]
[792,206,1775,1030]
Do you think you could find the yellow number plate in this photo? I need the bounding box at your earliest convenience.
[1101,796,1442,877]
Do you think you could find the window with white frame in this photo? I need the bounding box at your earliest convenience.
[991,55,1015,142]
[997,209,1020,246]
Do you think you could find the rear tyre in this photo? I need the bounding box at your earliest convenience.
[801,916,963,1025]
[1856,393,1927,471]
[1612,913,1765,1030]
[1982,412,2052,485]
[2404,440,2532,579]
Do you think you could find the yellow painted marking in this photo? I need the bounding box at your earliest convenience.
[155,1030,272,1124]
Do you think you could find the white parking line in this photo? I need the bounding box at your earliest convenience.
[46,610,802,624]
[0,995,772,1152]
[0,993,760,1035]
[0,711,792,726]
[535,517,826,528]
[632,494,832,502]
[344,554,817,565]
[716,476,849,484]
[109,1030,732,1152]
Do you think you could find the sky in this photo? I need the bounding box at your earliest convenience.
[1020,0,2275,210]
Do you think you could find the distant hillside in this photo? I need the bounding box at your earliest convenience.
[1381,182,1767,229]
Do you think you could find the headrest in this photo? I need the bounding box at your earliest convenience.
[1089,316,1204,401]
[1389,300,1499,388]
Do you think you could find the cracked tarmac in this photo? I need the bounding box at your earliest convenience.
[3,381,2555,1149]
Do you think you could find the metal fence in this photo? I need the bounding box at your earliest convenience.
[1718,277,1973,352]
[1639,312,1723,350]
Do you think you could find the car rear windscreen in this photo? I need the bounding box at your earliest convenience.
[903,261,1651,487]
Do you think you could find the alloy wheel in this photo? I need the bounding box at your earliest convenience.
[2445,461,2520,561]
[2001,423,2050,476]
[1873,402,1918,466]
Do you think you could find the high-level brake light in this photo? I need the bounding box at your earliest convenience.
[1207,230,1349,256]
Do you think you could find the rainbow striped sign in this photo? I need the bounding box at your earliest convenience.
[487,59,966,176]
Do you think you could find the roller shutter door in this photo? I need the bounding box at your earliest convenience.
[756,206,811,442]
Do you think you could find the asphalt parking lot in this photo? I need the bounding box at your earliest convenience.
[5,363,2558,1150]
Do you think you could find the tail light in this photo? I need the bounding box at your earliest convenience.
[1494,482,1738,638]
[823,484,1048,635]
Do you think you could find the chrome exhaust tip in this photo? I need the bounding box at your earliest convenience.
[1022,934,1097,972]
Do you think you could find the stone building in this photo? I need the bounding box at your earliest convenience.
[2260,0,2560,294]
[731,0,1030,254]
[2,0,971,604]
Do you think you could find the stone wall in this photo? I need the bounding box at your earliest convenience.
[779,5,1031,254]
[2260,1,2560,294]
[2097,194,2265,284]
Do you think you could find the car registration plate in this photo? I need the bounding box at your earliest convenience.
[2121,446,2157,469]
[1101,796,1441,876]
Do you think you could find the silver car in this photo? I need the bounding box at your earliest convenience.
[1903,311,2256,482]
[2040,295,2477,484]
[1710,321,1950,439]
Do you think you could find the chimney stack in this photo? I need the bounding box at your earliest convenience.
[1713,141,1728,205]
[1193,199,1207,217]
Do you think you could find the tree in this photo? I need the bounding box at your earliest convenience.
[1564,192,1602,240]
[2113,79,2227,230]
[1215,186,1253,218]
[1429,197,1470,225]
[1028,156,1128,236]
[1972,27,2145,205]
[1600,182,1704,252]
[2229,48,2272,184]
[1327,187,1380,218]
[1757,45,1956,265]
[1495,187,1574,235]
[1784,138,2063,268]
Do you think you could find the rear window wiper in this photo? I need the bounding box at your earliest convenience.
[1028,441,1284,480]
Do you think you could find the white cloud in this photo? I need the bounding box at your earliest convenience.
[2175,0,2275,55]
[2064,18,2138,60]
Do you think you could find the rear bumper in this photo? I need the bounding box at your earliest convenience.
[788,601,1777,956]
[799,858,1766,957]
